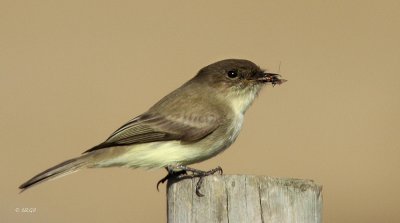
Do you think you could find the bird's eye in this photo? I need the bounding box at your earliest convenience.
[227,70,238,78]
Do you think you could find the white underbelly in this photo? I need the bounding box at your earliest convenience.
[95,115,244,169]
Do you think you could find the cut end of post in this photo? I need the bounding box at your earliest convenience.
[167,175,322,223]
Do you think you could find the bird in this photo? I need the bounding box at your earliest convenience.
[19,59,286,196]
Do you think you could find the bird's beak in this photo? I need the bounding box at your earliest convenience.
[257,72,287,86]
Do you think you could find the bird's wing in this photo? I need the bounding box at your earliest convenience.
[83,112,220,153]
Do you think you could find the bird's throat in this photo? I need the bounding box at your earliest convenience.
[228,86,262,115]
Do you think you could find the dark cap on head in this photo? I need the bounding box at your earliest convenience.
[194,59,286,90]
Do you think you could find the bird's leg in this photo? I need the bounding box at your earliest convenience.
[176,165,223,197]
[156,166,187,191]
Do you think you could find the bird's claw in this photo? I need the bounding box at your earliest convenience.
[156,165,223,196]
[193,166,223,196]
[156,169,187,191]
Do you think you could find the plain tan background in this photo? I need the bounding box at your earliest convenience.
[1,0,399,222]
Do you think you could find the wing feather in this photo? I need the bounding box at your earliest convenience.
[84,112,220,153]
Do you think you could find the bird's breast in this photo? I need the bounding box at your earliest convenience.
[200,113,244,158]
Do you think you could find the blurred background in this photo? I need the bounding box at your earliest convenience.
[1,1,399,222]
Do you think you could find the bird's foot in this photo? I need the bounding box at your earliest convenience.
[156,167,187,191]
[156,165,223,197]
[181,166,223,197]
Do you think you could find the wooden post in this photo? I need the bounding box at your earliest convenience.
[167,175,322,223]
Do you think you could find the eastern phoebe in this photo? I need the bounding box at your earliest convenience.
[19,59,286,195]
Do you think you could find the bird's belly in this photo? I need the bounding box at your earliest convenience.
[95,115,244,169]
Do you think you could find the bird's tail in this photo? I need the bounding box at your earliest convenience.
[19,154,91,192]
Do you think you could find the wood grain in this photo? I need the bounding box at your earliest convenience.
[167,175,322,223]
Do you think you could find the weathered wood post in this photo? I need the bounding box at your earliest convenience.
[167,175,322,223]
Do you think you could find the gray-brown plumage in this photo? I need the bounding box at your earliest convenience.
[19,59,285,191]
